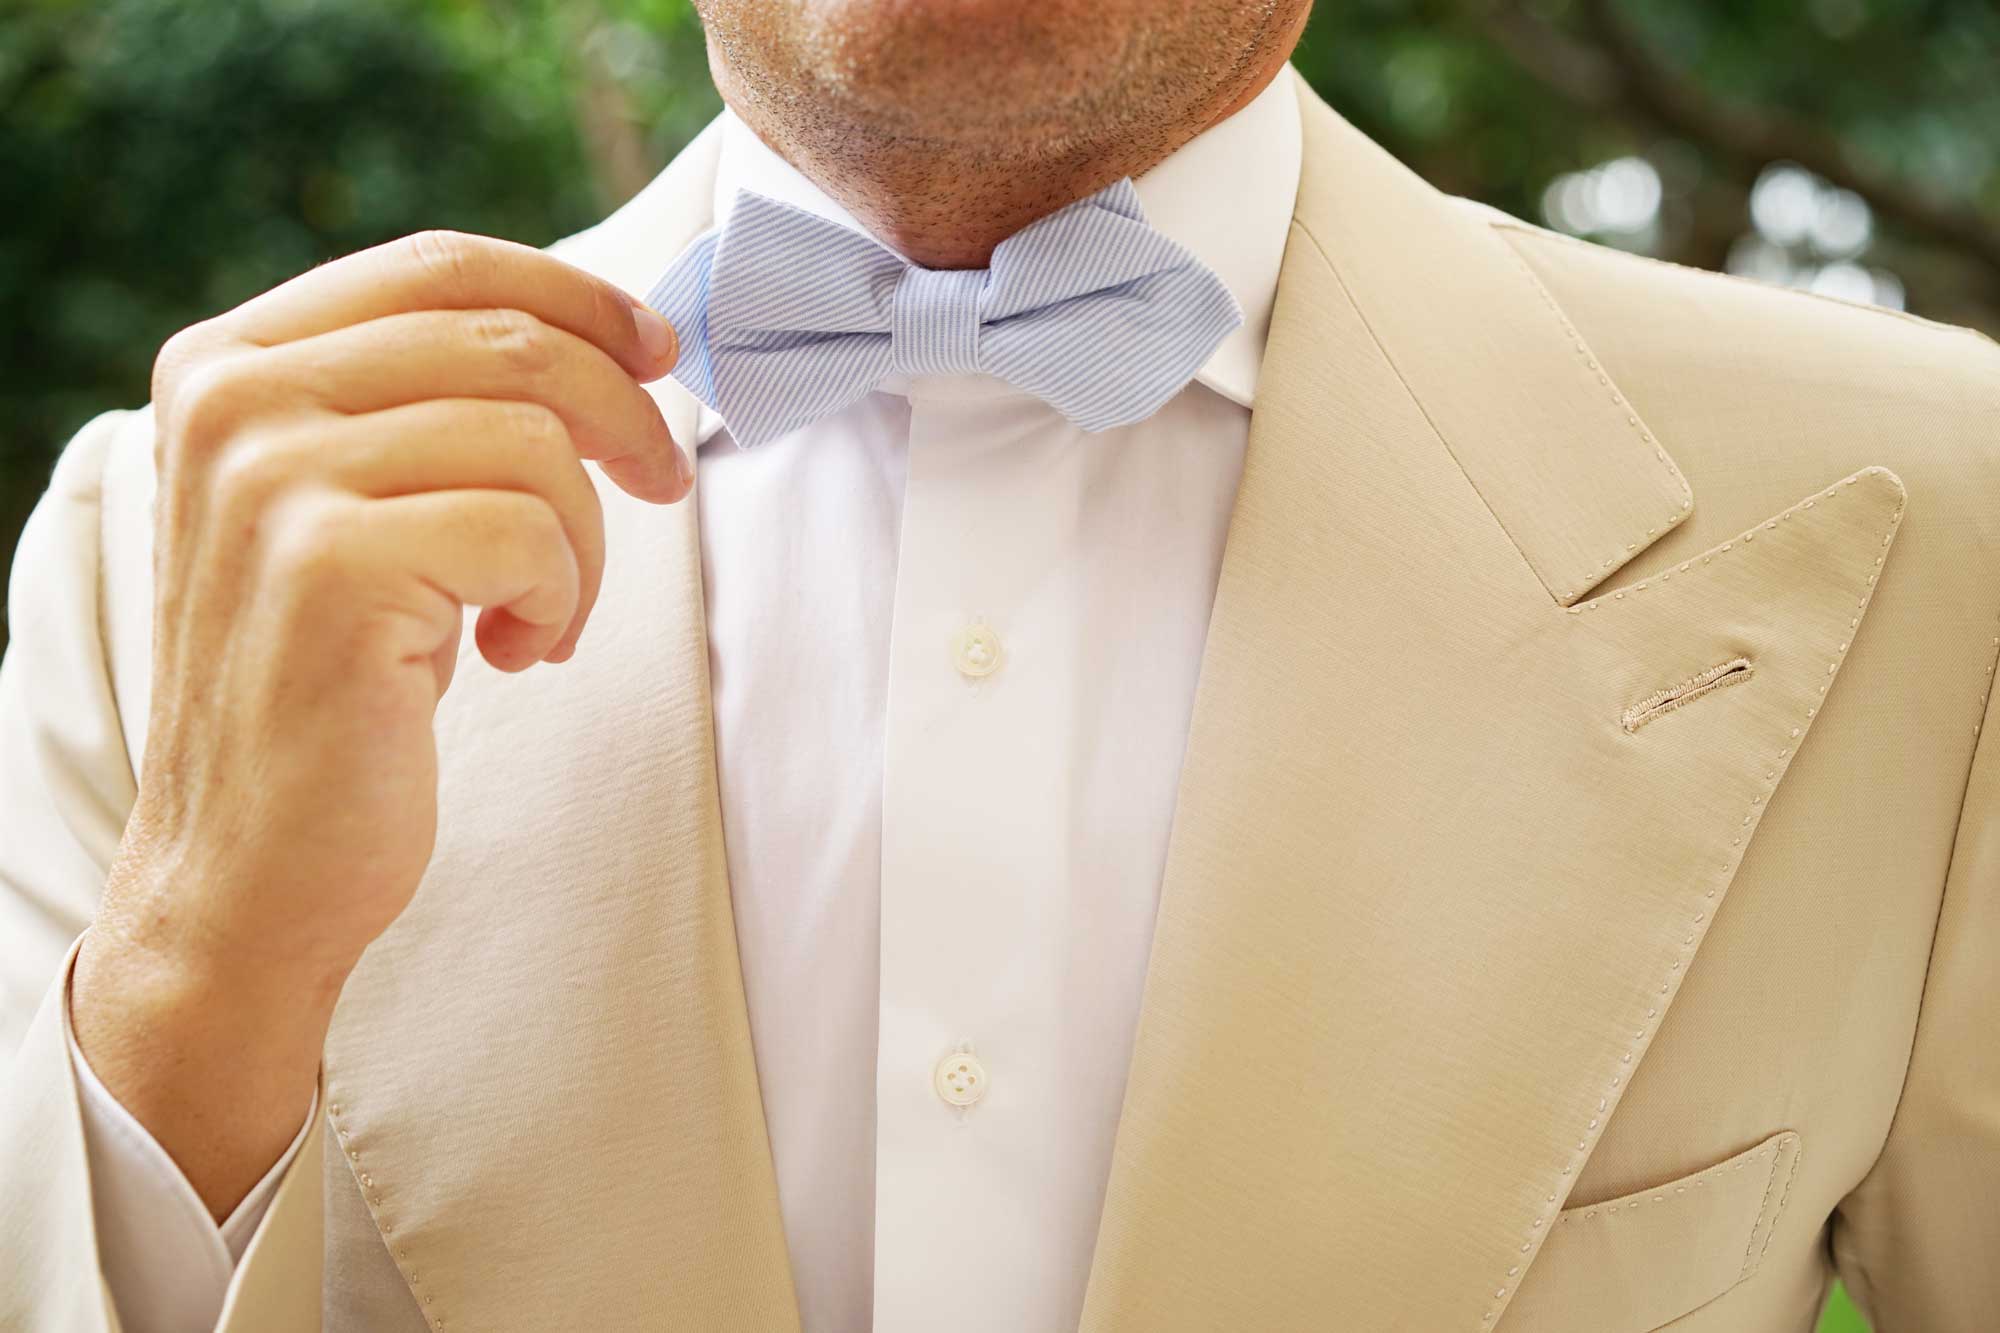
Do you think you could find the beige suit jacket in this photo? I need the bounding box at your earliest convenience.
[4,72,1998,1332]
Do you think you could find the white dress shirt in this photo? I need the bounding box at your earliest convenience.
[69,65,1302,1333]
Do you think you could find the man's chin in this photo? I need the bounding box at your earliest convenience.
[700,0,1121,135]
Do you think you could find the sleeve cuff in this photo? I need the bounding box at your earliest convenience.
[61,939,320,1332]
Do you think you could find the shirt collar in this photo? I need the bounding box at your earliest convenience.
[693,65,1302,445]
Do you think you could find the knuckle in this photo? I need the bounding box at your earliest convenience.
[500,400,572,463]
[470,307,554,379]
[151,321,243,462]
[504,394,568,441]
[207,433,292,517]
[405,228,489,297]
[586,278,636,354]
[506,496,574,583]
[263,492,362,594]
[517,494,569,555]
[151,322,214,402]
[165,355,263,462]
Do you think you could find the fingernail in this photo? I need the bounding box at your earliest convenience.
[630,302,677,372]
[674,445,695,492]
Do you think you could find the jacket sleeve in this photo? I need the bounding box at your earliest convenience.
[0,408,326,1333]
[1830,634,2000,1331]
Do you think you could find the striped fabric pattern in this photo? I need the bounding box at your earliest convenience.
[643,178,1243,449]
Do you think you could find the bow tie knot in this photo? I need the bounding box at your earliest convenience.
[893,265,987,376]
[644,178,1243,449]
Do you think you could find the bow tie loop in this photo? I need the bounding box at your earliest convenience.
[893,266,987,376]
[644,178,1242,448]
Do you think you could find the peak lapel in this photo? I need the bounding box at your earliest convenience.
[318,122,802,1332]
[1079,76,1906,1331]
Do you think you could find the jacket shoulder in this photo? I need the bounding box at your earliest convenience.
[1465,201,1998,455]
[1460,201,1999,544]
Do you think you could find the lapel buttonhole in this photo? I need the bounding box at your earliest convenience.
[1621,656,1756,734]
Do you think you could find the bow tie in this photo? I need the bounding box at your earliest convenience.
[642,178,1243,449]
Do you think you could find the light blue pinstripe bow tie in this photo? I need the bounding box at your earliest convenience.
[643,178,1243,449]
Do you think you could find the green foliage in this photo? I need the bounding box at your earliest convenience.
[1293,0,1999,216]
[1290,0,1998,334]
[1823,1282,1872,1331]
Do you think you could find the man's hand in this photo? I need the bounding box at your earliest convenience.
[68,231,687,1219]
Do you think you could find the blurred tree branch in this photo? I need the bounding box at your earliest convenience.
[558,1,668,210]
[1478,0,2000,299]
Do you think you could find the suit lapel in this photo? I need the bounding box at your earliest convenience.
[319,125,802,1332]
[1079,75,1906,1331]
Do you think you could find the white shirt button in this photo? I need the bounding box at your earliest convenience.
[935,1050,988,1106]
[952,620,1002,679]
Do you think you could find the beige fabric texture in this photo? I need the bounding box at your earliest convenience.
[3,71,1997,1332]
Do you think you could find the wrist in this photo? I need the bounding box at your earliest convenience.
[70,915,342,1219]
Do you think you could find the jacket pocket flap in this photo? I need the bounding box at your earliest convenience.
[1500,1131,1802,1332]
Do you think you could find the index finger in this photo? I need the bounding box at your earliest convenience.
[215,230,678,384]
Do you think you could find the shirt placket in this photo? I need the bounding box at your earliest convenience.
[872,377,1089,1331]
